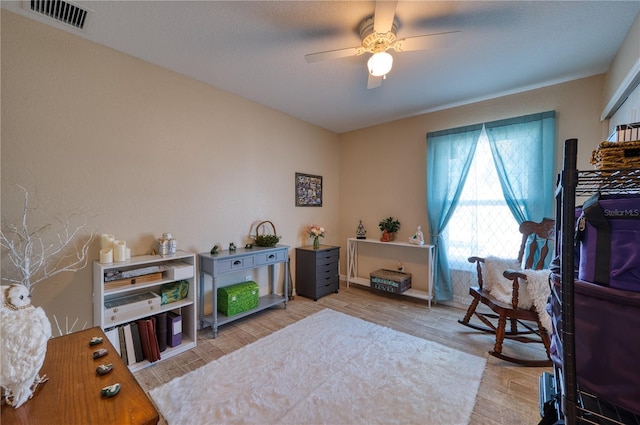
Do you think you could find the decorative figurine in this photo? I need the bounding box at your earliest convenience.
[161,232,177,255]
[356,220,367,239]
[409,226,425,246]
[229,242,236,252]
[92,348,108,359]
[245,243,253,249]
[397,262,404,272]
[210,245,219,255]
[0,283,52,408]
[100,383,120,397]
[96,364,113,376]
[89,336,103,346]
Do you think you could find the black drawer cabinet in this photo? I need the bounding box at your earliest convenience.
[295,245,340,301]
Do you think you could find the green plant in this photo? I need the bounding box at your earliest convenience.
[254,234,280,247]
[378,217,401,233]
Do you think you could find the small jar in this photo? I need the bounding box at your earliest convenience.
[157,238,169,256]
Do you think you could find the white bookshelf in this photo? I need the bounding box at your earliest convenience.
[93,250,197,371]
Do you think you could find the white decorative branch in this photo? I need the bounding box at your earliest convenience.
[0,185,95,292]
[53,314,87,336]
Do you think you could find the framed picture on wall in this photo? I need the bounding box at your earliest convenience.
[295,172,323,207]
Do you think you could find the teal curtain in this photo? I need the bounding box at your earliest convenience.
[426,124,482,301]
[485,111,556,223]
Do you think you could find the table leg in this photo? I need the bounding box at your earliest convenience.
[199,272,205,330]
[284,258,289,308]
[212,275,218,338]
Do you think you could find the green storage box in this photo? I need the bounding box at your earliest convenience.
[217,281,259,316]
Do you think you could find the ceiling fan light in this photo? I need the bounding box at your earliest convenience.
[367,51,393,77]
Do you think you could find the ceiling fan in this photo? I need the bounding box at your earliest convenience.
[304,0,461,89]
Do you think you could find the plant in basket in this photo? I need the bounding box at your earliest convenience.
[253,221,281,247]
[307,224,325,249]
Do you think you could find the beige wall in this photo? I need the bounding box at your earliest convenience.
[1,11,340,329]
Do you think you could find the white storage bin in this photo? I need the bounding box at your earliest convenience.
[165,261,194,280]
[103,292,161,325]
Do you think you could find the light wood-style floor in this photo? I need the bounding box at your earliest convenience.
[134,281,551,424]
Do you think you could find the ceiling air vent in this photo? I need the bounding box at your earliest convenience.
[28,0,91,31]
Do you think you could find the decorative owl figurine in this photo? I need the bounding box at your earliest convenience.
[1,284,52,408]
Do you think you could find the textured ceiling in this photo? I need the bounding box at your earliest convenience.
[3,1,640,133]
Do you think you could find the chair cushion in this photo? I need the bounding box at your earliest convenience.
[521,269,552,331]
[483,258,552,331]
[484,256,532,308]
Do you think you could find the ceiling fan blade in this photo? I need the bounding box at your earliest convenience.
[367,74,383,90]
[373,0,397,33]
[394,31,461,52]
[305,46,364,63]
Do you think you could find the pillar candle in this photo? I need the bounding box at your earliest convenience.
[100,234,115,250]
[113,240,127,262]
[100,248,113,264]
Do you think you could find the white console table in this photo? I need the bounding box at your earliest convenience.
[346,238,435,307]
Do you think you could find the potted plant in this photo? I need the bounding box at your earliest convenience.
[378,217,400,242]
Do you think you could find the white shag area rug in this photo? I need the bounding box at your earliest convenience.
[149,309,486,425]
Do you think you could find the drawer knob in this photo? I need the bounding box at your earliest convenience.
[233,260,242,265]
[268,254,275,259]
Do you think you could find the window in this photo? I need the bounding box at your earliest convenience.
[445,129,522,292]
[445,129,521,269]
[426,111,555,301]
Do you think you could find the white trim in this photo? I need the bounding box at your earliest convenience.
[601,57,640,121]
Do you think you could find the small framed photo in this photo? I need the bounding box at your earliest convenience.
[295,172,323,207]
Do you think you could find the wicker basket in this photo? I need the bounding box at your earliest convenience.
[253,220,281,247]
[590,140,640,170]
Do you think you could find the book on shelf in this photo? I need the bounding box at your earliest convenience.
[137,317,161,363]
[118,326,127,363]
[123,323,137,366]
[104,327,120,355]
[147,318,161,361]
[130,322,145,363]
[167,311,182,347]
[155,312,168,352]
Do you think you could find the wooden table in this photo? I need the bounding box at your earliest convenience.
[1,327,158,425]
